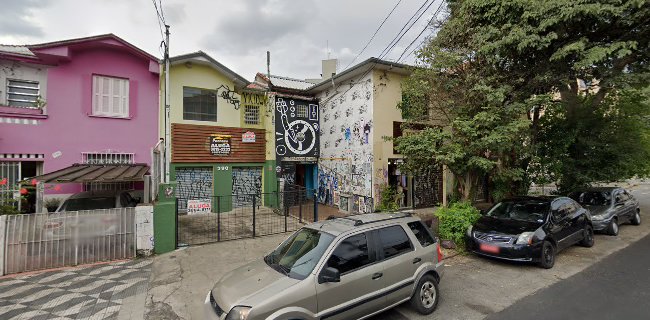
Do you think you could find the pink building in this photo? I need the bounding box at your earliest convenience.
[0,34,160,208]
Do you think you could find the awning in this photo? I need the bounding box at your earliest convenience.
[30,163,150,183]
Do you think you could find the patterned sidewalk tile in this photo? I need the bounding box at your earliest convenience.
[0,259,151,320]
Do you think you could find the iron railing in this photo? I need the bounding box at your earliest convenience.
[177,189,318,246]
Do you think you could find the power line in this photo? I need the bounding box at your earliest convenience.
[397,0,445,63]
[151,0,165,42]
[344,0,403,70]
[379,0,434,59]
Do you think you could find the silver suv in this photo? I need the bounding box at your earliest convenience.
[204,213,444,320]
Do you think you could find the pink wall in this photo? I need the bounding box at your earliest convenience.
[0,45,159,193]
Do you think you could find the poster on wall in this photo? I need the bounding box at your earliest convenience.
[242,131,256,143]
[187,199,212,215]
[274,97,319,162]
[210,135,231,156]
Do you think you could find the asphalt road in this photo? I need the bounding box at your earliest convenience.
[486,233,650,320]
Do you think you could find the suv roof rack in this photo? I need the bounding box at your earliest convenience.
[337,212,412,227]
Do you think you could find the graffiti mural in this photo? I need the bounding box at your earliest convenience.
[176,167,213,213]
[232,167,263,207]
[317,73,374,211]
[216,85,241,110]
[274,97,319,161]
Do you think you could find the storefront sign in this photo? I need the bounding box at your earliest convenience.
[210,135,231,156]
[242,131,256,143]
[187,199,212,215]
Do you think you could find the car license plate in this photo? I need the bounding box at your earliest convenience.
[480,243,500,254]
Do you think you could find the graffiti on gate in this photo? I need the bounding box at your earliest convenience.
[176,167,213,212]
[232,167,262,207]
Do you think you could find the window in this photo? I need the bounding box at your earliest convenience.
[407,221,435,247]
[378,226,412,259]
[7,79,40,108]
[92,75,129,118]
[297,105,308,118]
[244,105,260,125]
[265,228,335,280]
[326,233,373,274]
[183,87,217,121]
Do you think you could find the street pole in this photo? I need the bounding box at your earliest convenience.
[163,24,171,183]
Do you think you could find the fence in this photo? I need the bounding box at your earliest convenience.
[2,208,136,275]
[177,189,317,246]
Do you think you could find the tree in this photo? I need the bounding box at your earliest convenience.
[397,0,650,200]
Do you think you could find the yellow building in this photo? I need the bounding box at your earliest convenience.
[160,51,275,212]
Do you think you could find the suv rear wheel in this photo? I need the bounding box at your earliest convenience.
[410,274,439,315]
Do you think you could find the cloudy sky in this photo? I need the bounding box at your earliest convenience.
[1,0,443,81]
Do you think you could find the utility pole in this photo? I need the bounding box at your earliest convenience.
[163,24,171,183]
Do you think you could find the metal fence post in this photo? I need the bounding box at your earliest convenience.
[217,196,221,242]
[175,198,179,249]
[252,194,256,238]
[299,189,303,223]
[313,190,318,222]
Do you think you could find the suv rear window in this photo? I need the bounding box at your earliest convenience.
[326,233,373,274]
[407,221,435,247]
[377,225,412,259]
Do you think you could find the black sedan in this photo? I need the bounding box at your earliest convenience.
[466,196,594,269]
[569,187,641,236]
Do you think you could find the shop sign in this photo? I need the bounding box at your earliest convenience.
[187,199,212,215]
[210,135,231,156]
[242,131,256,143]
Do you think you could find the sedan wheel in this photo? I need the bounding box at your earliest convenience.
[632,211,641,226]
[607,219,619,236]
[410,274,439,315]
[539,241,555,269]
[579,225,594,247]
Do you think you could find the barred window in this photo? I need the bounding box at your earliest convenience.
[82,152,134,165]
[7,79,40,108]
[297,105,308,118]
[244,105,260,125]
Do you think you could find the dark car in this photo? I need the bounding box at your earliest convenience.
[466,196,594,269]
[569,187,641,236]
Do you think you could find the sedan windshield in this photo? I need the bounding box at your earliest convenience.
[265,228,334,280]
[486,200,549,223]
[569,191,611,206]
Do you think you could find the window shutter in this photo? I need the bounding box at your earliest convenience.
[91,76,129,117]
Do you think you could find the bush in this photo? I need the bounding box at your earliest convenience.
[45,198,62,212]
[435,202,481,247]
[376,185,400,212]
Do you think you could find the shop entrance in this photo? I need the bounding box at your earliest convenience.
[294,163,316,198]
[388,159,411,208]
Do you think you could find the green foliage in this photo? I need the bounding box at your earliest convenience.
[435,202,481,246]
[376,185,400,212]
[44,198,61,211]
[0,198,20,215]
[397,0,650,200]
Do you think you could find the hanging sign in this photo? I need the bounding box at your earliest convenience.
[242,131,256,143]
[187,199,212,215]
[210,135,231,156]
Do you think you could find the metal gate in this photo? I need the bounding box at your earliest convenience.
[3,208,136,274]
[176,167,214,213]
[0,161,21,211]
[413,166,443,208]
[176,190,316,247]
[231,167,262,207]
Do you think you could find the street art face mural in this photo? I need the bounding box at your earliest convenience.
[317,74,374,213]
[274,97,319,161]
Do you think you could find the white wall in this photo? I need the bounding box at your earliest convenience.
[135,205,154,256]
[316,72,375,213]
[0,215,6,276]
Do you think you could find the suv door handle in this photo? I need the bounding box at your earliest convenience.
[372,273,383,280]
[413,258,422,264]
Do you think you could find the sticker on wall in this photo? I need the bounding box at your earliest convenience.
[242,131,256,143]
[52,151,62,158]
[210,135,231,156]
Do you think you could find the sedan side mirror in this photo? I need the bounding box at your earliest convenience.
[318,267,340,284]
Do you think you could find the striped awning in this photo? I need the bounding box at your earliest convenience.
[30,163,149,183]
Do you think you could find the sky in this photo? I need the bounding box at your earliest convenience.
[0,0,444,81]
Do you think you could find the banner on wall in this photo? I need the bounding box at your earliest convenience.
[274,97,319,161]
[210,135,231,156]
[187,199,212,215]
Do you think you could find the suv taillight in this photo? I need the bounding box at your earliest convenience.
[437,242,443,261]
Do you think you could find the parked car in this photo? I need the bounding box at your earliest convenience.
[466,196,594,269]
[569,187,641,236]
[204,213,444,320]
[56,190,141,212]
